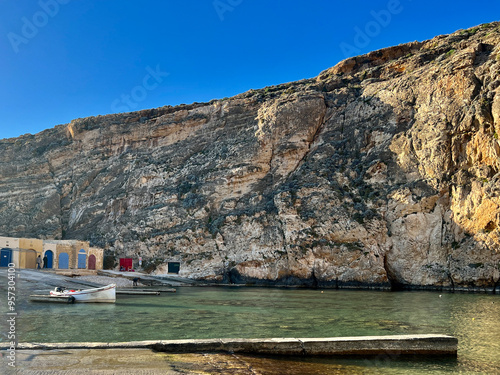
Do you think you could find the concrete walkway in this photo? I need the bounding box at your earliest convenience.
[97,270,197,287]
[6,335,458,356]
[0,335,458,375]
[2,335,457,374]
[16,269,100,290]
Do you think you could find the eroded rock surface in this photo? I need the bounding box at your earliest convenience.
[1,23,500,289]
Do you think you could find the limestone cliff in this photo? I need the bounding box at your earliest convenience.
[1,23,500,289]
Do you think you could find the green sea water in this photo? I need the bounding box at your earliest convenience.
[1,273,499,374]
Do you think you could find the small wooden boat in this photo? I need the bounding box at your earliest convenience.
[49,284,116,303]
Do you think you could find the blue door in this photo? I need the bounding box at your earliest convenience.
[58,252,69,269]
[78,249,86,269]
[45,250,54,269]
[0,249,12,267]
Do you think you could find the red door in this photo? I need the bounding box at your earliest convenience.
[120,258,133,271]
[88,254,96,270]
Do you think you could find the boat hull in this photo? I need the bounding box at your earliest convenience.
[50,284,116,303]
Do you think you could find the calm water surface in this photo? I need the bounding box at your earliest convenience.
[1,273,499,374]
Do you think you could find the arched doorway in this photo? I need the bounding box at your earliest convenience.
[78,249,86,269]
[44,250,54,269]
[25,250,37,269]
[0,248,12,267]
[88,254,96,270]
[58,252,69,269]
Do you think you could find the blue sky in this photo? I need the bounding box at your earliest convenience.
[1,0,499,140]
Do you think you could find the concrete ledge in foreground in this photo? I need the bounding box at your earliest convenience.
[7,334,457,356]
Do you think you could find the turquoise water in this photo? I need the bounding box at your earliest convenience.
[1,274,500,374]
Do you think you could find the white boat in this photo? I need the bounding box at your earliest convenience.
[50,284,116,303]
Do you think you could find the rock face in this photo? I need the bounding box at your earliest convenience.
[1,23,500,289]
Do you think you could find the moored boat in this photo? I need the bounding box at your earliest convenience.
[50,284,116,303]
